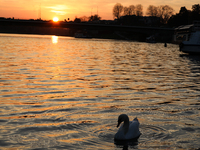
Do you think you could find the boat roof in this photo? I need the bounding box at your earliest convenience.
[175,24,194,31]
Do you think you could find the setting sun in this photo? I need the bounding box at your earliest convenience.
[53,17,59,22]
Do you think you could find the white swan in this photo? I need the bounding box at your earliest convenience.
[114,114,141,140]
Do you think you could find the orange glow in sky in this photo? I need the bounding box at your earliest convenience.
[0,0,199,20]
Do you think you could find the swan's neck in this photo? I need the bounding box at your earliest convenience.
[123,120,129,135]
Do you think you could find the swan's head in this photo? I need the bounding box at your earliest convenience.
[117,114,129,127]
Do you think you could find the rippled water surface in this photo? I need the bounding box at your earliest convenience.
[0,33,200,149]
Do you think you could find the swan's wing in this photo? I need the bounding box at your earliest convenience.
[133,117,138,122]
[129,120,140,130]
[125,120,141,139]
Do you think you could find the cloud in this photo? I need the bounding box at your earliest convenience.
[46,5,68,15]
[50,10,66,15]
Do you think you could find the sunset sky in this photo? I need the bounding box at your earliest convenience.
[0,0,199,21]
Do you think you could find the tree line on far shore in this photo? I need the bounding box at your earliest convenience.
[113,3,173,24]
[168,4,200,26]
[74,15,101,23]
[73,3,200,27]
[112,3,200,26]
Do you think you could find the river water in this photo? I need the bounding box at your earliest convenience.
[0,33,200,150]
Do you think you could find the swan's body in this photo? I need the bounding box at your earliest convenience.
[114,114,141,140]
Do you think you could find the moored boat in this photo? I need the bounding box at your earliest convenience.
[179,31,200,54]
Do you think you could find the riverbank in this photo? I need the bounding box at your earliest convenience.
[0,19,174,42]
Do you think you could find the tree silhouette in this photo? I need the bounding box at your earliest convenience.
[124,7,129,16]
[168,7,188,27]
[124,5,135,16]
[74,17,81,23]
[129,5,136,15]
[88,14,101,22]
[146,5,158,16]
[157,5,174,24]
[113,3,123,19]
[179,6,188,14]
[80,16,89,22]
[135,4,143,16]
[192,4,200,13]
[191,4,200,20]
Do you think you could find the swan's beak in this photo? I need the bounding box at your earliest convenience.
[117,122,120,128]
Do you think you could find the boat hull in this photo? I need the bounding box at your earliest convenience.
[180,43,200,54]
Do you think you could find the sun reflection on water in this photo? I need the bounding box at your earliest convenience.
[52,35,58,44]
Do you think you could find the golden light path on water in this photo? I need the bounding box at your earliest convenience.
[52,36,58,44]
[0,34,200,149]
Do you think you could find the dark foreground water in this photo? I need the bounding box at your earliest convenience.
[0,34,200,150]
